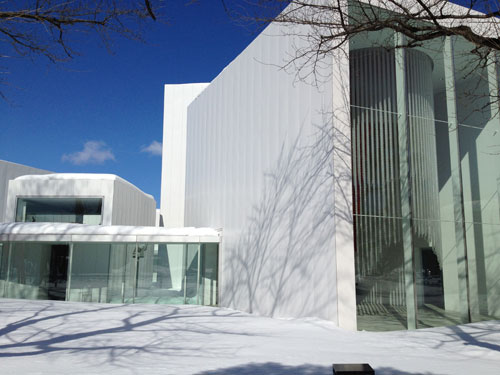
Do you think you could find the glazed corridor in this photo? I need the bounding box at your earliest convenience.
[0,242,218,306]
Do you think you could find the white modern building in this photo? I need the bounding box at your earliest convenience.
[1,0,500,332]
[0,173,220,308]
[161,1,500,331]
[6,174,156,226]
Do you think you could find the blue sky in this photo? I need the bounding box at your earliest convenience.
[1,2,269,205]
[0,0,489,207]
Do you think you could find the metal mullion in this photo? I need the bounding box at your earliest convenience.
[133,242,138,304]
[196,244,201,305]
[373,50,382,262]
[395,33,417,329]
[368,50,376,272]
[444,36,471,324]
[183,244,188,304]
[5,242,12,297]
[66,243,73,301]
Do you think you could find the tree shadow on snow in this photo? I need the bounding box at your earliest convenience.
[0,300,252,372]
[195,362,447,375]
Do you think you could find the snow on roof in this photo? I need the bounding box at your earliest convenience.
[14,173,121,181]
[0,222,220,243]
[13,173,154,200]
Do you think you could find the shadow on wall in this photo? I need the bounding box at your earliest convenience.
[223,107,353,319]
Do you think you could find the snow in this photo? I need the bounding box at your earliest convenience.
[0,222,220,238]
[14,173,121,181]
[13,173,154,199]
[0,299,498,374]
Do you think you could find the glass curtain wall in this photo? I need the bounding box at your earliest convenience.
[134,243,218,305]
[350,1,500,330]
[0,241,218,306]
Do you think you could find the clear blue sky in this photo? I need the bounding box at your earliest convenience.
[0,2,270,206]
[0,1,488,207]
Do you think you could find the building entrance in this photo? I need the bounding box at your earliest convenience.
[47,245,69,301]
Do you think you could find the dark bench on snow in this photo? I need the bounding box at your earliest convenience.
[332,363,375,375]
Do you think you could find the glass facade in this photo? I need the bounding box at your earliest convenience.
[350,3,500,330]
[0,241,218,306]
[16,197,103,224]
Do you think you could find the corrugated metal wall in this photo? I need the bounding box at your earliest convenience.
[0,161,50,223]
[112,178,156,226]
[183,22,344,321]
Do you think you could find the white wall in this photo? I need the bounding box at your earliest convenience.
[6,174,156,226]
[160,83,209,227]
[112,177,156,226]
[179,21,354,324]
[0,160,50,223]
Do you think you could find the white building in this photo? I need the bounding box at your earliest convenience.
[6,174,156,226]
[161,1,500,331]
[0,172,220,308]
[1,0,500,332]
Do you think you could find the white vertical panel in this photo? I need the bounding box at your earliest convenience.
[0,161,50,223]
[183,22,342,322]
[161,83,209,227]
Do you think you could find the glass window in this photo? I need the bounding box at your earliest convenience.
[350,12,500,329]
[0,241,219,306]
[0,243,8,298]
[5,242,69,301]
[15,197,102,224]
[134,243,218,306]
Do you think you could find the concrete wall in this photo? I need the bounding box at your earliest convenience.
[177,21,354,325]
[160,83,209,227]
[0,160,50,223]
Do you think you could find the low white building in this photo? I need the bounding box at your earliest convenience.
[6,174,156,226]
[0,172,220,307]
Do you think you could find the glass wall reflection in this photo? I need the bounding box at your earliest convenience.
[16,197,102,224]
[350,1,500,330]
[0,241,218,306]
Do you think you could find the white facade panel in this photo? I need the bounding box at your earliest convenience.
[6,174,155,227]
[181,22,354,323]
[160,83,209,227]
[0,160,50,223]
[112,177,156,226]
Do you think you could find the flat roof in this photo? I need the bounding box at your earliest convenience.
[0,223,220,243]
[13,173,155,200]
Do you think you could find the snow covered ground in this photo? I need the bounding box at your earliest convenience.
[0,299,498,374]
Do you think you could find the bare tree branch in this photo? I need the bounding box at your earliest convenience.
[0,0,160,98]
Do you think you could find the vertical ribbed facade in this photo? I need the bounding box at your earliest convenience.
[351,48,440,306]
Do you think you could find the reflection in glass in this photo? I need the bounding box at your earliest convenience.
[134,243,218,305]
[5,242,69,300]
[68,243,111,303]
[15,197,102,224]
[350,14,500,329]
[200,243,218,306]
[0,241,218,307]
[355,217,407,331]
[0,243,7,298]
